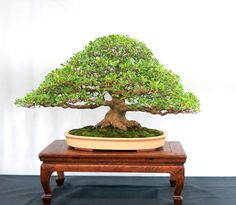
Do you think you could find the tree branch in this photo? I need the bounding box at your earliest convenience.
[62,103,102,109]
[125,106,195,116]
[81,86,155,95]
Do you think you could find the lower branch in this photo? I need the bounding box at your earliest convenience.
[62,103,102,109]
[126,106,194,116]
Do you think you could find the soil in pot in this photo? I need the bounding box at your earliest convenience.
[68,126,164,138]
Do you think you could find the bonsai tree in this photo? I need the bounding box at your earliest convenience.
[15,34,200,131]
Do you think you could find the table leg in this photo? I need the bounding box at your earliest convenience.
[169,173,176,187]
[173,167,184,205]
[40,164,53,205]
[56,171,65,186]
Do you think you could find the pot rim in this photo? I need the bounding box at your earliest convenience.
[65,131,167,141]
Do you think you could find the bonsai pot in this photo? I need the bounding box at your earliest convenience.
[65,131,166,151]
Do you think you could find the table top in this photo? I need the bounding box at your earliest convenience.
[39,140,186,163]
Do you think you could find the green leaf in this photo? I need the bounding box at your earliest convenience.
[15,34,200,113]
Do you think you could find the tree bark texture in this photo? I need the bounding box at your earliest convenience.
[95,98,141,131]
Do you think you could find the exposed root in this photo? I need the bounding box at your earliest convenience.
[95,119,141,131]
[95,109,141,131]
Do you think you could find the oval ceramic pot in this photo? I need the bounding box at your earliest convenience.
[65,131,166,151]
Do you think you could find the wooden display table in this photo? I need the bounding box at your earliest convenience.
[39,140,186,205]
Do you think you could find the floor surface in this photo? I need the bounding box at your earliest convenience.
[0,175,235,205]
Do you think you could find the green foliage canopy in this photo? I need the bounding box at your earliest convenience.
[15,34,200,115]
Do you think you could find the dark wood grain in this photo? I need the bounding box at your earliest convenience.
[56,171,64,186]
[39,140,186,205]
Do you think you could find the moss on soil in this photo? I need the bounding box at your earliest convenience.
[68,126,163,138]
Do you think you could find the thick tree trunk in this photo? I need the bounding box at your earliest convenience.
[95,98,141,131]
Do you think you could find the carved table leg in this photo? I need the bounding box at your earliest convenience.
[56,171,65,186]
[173,167,184,205]
[170,173,176,187]
[40,164,53,205]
